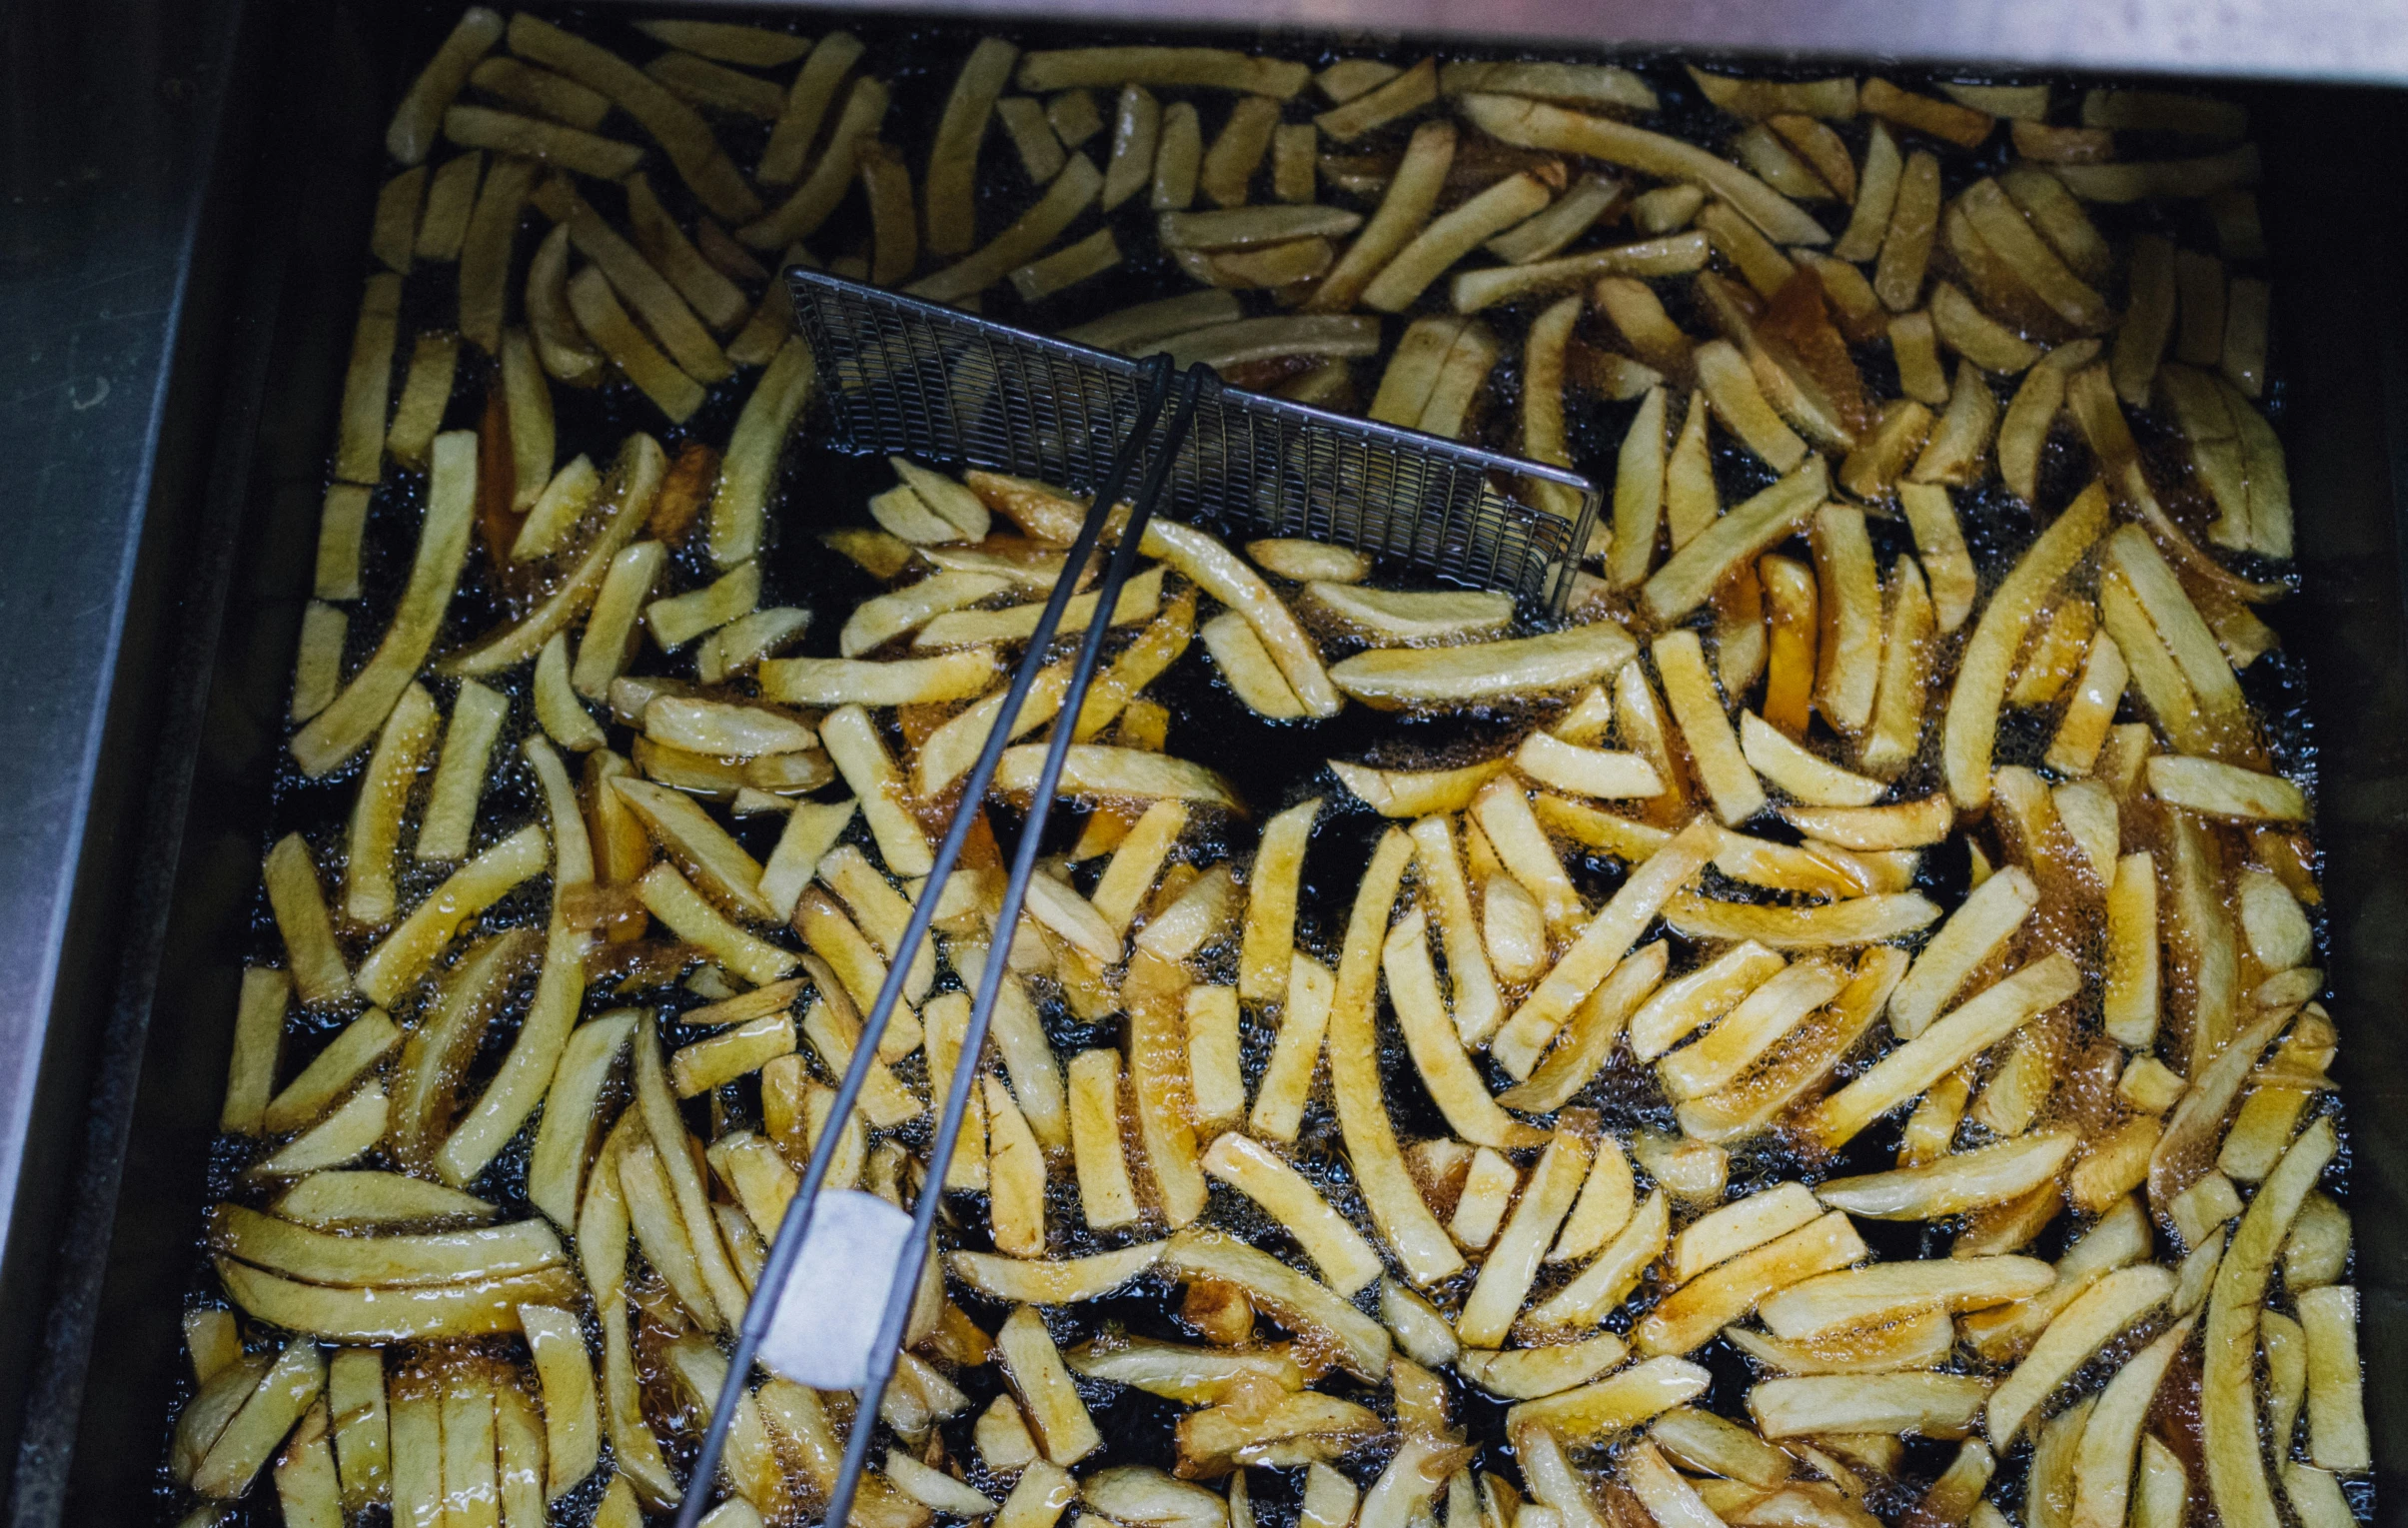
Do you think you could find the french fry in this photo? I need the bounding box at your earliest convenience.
[1165,1229,1390,1379]
[1874,151,1940,311]
[1666,887,1935,947]
[1659,959,1847,1100]
[1808,952,2078,1147]
[389,8,505,163]
[1204,1133,1383,1294]
[1636,1210,1865,1356]
[1059,1048,1136,1230]
[1941,481,2111,806]
[1493,815,1717,1075]
[510,15,758,221]
[2296,1284,2369,1470]
[1150,101,1203,209]
[1141,314,1380,374]
[1329,624,1635,712]
[2147,756,2306,821]
[1384,910,1547,1146]
[1503,1355,1711,1443]
[1838,399,1932,503]
[1102,85,1164,210]
[1606,384,1668,589]
[1251,953,1333,1143]
[1142,521,1337,717]
[745,75,890,248]
[1743,1368,1983,1436]
[1497,939,1666,1112]
[1491,174,1621,266]
[1888,865,2037,1038]
[1020,47,1309,97]
[261,1010,398,1138]
[1315,56,1436,141]
[1693,339,1809,471]
[192,1343,329,1501]
[414,153,482,261]
[1630,942,1788,1063]
[924,38,1020,255]
[1324,829,1462,1284]
[1306,585,1515,648]
[1822,1130,2074,1222]
[1368,172,1556,311]
[2201,1117,2337,1528]
[1739,715,1883,807]
[1461,95,1823,246]
[1523,1184,1671,1335]
[1455,1333,1628,1402]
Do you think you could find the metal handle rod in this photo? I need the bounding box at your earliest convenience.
[672,355,1187,1528]
[811,365,1207,1528]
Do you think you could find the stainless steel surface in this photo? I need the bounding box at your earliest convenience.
[792,269,1601,611]
[0,0,253,1501]
[783,0,2408,85]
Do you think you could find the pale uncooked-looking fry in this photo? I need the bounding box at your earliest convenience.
[1384,910,1545,1148]
[1066,1048,1138,1231]
[2297,1283,2368,1470]
[1494,816,1718,1072]
[1738,714,1882,807]
[293,432,479,775]
[1459,1127,1592,1346]
[1151,102,1202,210]
[1366,171,1554,312]
[1658,958,1846,1101]
[534,176,727,384]
[1142,520,1337,717]
[998,95,1065,182]
[1895,482,1976,634]
[1889,865,2038,1038]
[1874,150,1940,311]
[2202,1118,2337,1528]
[569,268,705,421]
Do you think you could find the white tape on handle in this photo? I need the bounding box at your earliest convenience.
[753,1188,914,1389]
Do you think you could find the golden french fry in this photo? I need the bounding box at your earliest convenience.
[1460,94,1823,245]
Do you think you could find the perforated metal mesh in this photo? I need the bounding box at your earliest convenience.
[787,269,1602,614]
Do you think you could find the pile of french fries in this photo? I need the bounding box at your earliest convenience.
[174,9,2364,1528]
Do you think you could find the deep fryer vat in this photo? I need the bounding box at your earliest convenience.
[6,5,2405,1522]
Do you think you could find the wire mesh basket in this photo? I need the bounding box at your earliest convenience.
[789,268,1602,614]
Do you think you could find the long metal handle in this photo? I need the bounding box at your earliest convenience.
[675,359,1206,1528]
